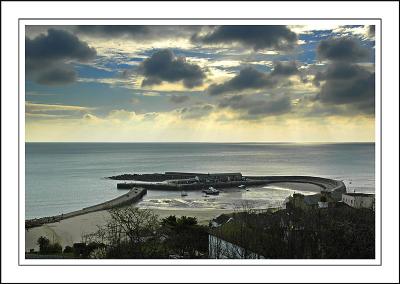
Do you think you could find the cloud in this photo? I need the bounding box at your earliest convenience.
[207,62,299,96]
[26,28,96,61]
[26,29,96,85]
[317,38,369,62]
[270,61,299,76]
[25,102,95,120]
[192,25,298,51]
[177,104,214,119]
[208,67,275,95]
[314,37,375,115]
[75,25,201,40]
[218,94,292,119]
[313,62,368,86]
[26,102,94,113]
[35,67,77,85]
[313,63,375,115]
[139,49,206,88]
[317,70,375,114]
[169,95,190,104]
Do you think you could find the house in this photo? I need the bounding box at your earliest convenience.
[208,234,264,259]
[342,193,375,210]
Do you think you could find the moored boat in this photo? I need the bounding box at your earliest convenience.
[202,186,220,195]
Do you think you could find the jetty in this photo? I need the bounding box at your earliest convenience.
[112,172,346,193]
[25,188,147,229]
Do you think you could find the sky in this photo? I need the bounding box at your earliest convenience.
[25,24,376,142]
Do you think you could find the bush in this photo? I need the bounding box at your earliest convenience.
[37,236,50,253]
[63,245,73,254]
[36,236,62,254]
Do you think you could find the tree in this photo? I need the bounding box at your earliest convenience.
[37,236,50,253]
[63,246,73,254]
[86,207,162,258]
[36,236,62,254]
[160,215,208,258]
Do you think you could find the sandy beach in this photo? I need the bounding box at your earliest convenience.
[25,181,330,252]
[25,207,234,252]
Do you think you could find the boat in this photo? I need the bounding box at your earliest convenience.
[181,191,188,197]
[202,186,220,195]
[238,184,246,189]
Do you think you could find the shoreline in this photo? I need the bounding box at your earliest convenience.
[25,188,147,229]
[25,207,234,251]
[25,174,347,252]
[26,175,346,226]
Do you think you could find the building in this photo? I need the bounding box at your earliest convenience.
[342,193,375,210]
[164,172,243,183]
[208,234,264,259]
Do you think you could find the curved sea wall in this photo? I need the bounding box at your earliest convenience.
[248,176,346,193]
[117,175,346,193]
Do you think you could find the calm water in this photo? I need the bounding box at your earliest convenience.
[25,143,375,218]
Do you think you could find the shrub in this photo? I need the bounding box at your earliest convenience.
[63,245,73,254]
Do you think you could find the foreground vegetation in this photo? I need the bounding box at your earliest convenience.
[211,204,375,259]
[30,207,209,259]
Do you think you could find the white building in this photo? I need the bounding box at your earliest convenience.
[342,193,375,210]
[208,234,264,259]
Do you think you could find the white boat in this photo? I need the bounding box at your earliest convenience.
[202,186,220,195]
[238,184,246,189]
[181,191,188,197]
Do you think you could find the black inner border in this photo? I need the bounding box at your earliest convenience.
[17,18,383,267]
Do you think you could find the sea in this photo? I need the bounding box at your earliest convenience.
[25,142,375,219]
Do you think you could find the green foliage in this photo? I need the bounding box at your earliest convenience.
[37,236,50,252]
[160,215,208,258]
[36,236,62,254]
[211,206,375,259]
[63,245,73,253]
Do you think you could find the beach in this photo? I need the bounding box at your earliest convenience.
[25,181,341,252]
[25,207,234,251]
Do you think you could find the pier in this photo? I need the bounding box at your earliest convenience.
[25,188,147,229]
[114,172,346,193]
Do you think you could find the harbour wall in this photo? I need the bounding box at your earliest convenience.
[117,176,346,193]
[26,188,147,229]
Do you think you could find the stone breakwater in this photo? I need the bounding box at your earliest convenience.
[112,173,346,193]
[25,188,147,229]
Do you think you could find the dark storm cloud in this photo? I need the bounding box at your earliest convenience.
[219,94,292,119]
[313,63,370,86]
[139,50,206,88]
[75,25,201,40]
[177,104,214,119]
[26,29,96,61]
[313,63,375,115]
[208,62,299,96]
[270,61,299,76]
[192,25,298,51]
[317,70,375,114]
[208,67,276,96]
[314,37,375,115]
[26,29,96,85]
[317,38,369,62]
[169,95,190,104]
